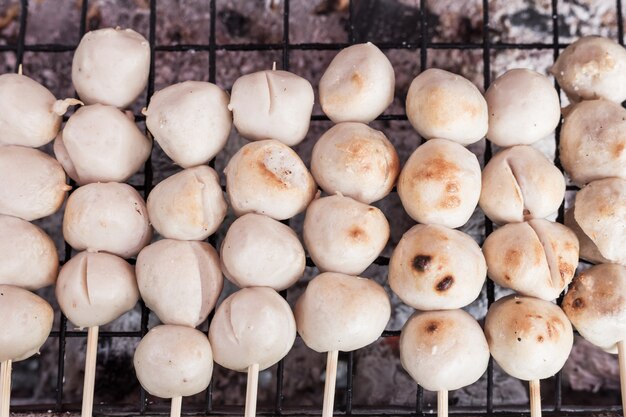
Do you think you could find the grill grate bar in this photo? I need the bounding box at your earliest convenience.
[480,1,495,415]
[0,41,584,53]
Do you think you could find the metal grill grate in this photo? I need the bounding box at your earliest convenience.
[2,0,625,415]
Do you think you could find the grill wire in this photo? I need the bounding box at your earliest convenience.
[2,0,625,415]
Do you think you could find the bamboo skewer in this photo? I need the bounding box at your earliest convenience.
[437,390,448,417]
[170,396,182,417]
[618,341,626,416]
[1,360,12,417]
[244,363,259,417]
[81,326,99,417]
[322,350,339,417]
[244,363,260,417]
[529,379,541,417]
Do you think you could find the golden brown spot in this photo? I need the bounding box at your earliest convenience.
[546,317,564,340]
[515,300,522,304]
[419,88,449,127]
[388,150,400,178]
[558,260,574,280]
[415,157,459,182]
[425,321,439,334]
[171,177,204,226]
[351,71,364,89]
[505,248,522,269]
[412,255,431,272]
[256,161,288,189]
[537,335,544,343]
[438,195,461,209]
[504,274,512,281]
[445,182,459,193]
[337,138,366,154]
[336,138,370,159]
[598,203,615,217]
[461,100,482,118]
[564,240,577,251]
[551,241,558,253]
[614,142,625,157]
[419,88,481,127]
[572,298,585,309]
[436,276,454,292]
[348,226,367,241]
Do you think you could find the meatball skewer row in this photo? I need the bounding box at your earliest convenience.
[0,64,79,417]
[54,25,151,417]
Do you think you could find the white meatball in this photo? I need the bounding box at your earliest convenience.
[0,145,70,221]
[72,27,150,108]
[136,239,223,328]
[56,251,139,329]
[562,264,626,353]
[551,36,626,103]
[483,219,579,301]
[147,166,227,241]
[295,272,390,353]
[319,42,395,123]
[574,178,626,265]
[485,295,573,381]
[0,215,58,290]
[221,213,305,291]
[53,104,151,185]
[209,287,295,372]
[224,139,317,220]
[0,73,78,147]
[145,81,232,167]
[134,325,213,398]
[479,145,565,225]
[229,70,314,146]
[310,122,399,204]
[63,182,152,258]
[389,224,486,310]
[485,69,560,147]
[397,138,481,228]
[400,309,490,392]
[406,68,488,145]
[560,99,626,186]
[0,285,54,362]
[303,194,389,275]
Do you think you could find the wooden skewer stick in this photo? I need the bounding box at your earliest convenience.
[618,340,626,416]
[81,326,99,417]
[322,350,339,417]
[529,379,541,417]
[1,360,12,417]
[437,390,448,417]
[244,363,260,417]
[170,396,182,417]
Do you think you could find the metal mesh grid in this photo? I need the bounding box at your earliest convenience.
[1,0,625,415]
